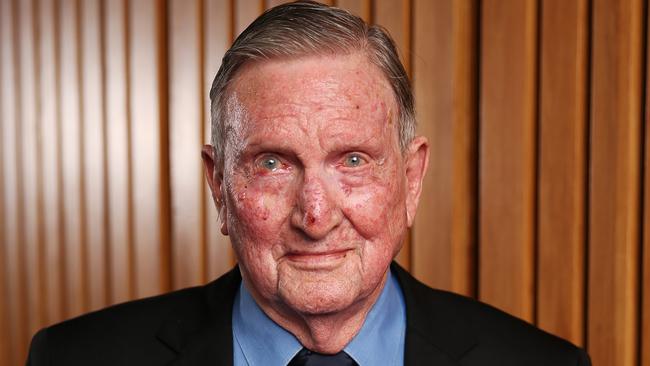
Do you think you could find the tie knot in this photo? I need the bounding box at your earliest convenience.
[288,347,359,366]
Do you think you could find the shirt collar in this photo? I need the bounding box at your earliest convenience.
[232,270,406,366]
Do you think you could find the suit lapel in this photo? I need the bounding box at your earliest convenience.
[157,267,242,366]
[392,263,478,366]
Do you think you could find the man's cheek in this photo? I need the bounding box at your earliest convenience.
[343,186,401,238]
[233,185,292,229]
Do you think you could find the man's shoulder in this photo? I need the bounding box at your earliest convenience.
[392,263,591,365]
[27,268,241,365]
[47,284,204,337]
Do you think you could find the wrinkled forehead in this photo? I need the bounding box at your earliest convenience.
[222,53,399,143]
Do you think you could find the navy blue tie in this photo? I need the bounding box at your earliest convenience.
[287,348,359,366]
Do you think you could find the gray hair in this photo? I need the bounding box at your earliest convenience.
[209,0,415,168]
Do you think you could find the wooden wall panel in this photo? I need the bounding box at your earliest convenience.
[537,0,588,346]
[18,0,46,340]
[1,0,28,363]
[169,0,205,289]
[39,0,65,325]
[0,50,7,363]
[644,4,650,364]
[336,0,371,22]
[479,0,537,322]
[81,0,108,312]
[60,0,87,318]
[203,0,235,281]
[638,4,650,366]
[0,208,7,366]
[104,0,134,304]
[375,0,413,270]
[374,0,410,73]
[128,0,171,298]
[266,0,293,8]
[235,0,263,36]
[588,0,644,365]
[412,0,477,296]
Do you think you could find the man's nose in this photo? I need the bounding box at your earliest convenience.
[290,171,342,240]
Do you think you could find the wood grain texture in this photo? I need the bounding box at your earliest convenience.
[81,0,109,312]
[537,0,588,346]
[336,0,371,22]
[103,1,135,303]
[375,0,413,270]
[235,0,263,37]
[38,0,65,325]
[60,0,88,318]
[479,0,537,321]
[411,0,477,296]
[169,0,206,289]
[644,3,650,364]
[18,0,46,339]
[203,0,235,281]
[0,62,7,366]
[0,206,7,366]
[104,0,134,304]
[128,0,171,298]
[266,0,292,8]
[588,0,644,365]
[1,0,28,362]
[374,0,410,73]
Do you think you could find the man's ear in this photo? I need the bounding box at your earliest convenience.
[202,144,229,236]
[404,136,429,227]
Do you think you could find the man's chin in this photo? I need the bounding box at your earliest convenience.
[276,263,361,315]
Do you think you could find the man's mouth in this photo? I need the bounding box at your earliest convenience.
[283,249,353,268]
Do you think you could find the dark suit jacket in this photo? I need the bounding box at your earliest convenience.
[27,263,590,365]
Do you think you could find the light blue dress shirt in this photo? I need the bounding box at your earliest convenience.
[232,270,406,366]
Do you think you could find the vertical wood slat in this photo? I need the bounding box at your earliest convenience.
[81,0,108,311]
[644,2,650,363]
[374,0,410,74]
[411,0,477,296]
[0,214,7,366]
[336,0,371,22]
[0,58,7,366]
[1,0,28,363]
[60,0,87,318]
[203,0,235,281]
[235,0,263,37]
[588,0,644,365]
[537,0,588,346]
[169,0,205,289]
[0,2,10,362]
[128,0,171,298]
[375,0,413,270]
[104,0,134,304]
[39,0,65,325]
[479,0,538,322]
[18,0,46,340]
[266,0,293,8]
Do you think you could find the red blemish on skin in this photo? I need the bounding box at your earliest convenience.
[306,213,316,225]
[342,184,352,196]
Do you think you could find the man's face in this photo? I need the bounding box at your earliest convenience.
[205,53,427,318]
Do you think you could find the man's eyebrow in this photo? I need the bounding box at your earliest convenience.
[239,140,298,156]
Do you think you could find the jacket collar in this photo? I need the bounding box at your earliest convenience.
[157,268,241,366]
[391,263,478,366]
[156,263,477,366]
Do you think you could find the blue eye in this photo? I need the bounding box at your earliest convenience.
[260,156,280,171]
[343,153,365,167]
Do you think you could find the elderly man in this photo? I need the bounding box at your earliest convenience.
[27,1,590,365]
